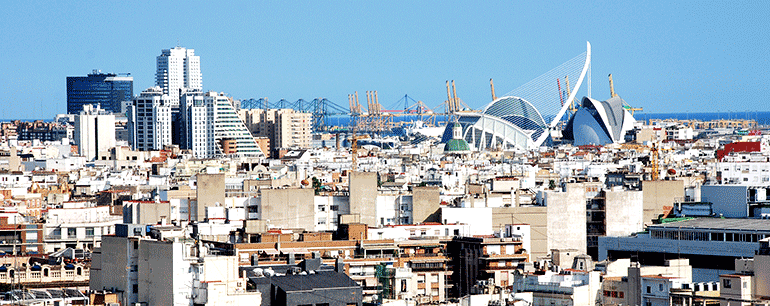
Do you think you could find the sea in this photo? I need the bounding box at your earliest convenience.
[4,111,770,128]
[636,111,770,126]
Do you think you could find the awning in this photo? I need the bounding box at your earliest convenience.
[260,249,279,255]
[279,248,310,254]
[361,244,398,251]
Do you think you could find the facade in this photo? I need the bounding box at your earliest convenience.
[128,87,173,151]
[207,92,265,158]
[66,70,133,114]
[239,108,312,156]
[177,92,267,158]
[180,90,215,158]
[156,46,202,101]
[92,226,259,306]
[599,218,770,282]
[564,96,636,146]
[73,104,115,161]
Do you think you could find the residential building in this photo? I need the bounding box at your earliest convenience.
[239,108,312,156]
[128,87,173,151]
[155,46,202,101]
[73,104,115,161]
[66,69,133,114]
[91,224,260,306]
[180,91,264,158]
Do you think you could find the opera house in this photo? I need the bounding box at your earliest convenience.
[439,42,636,150]
[562,96,637,146]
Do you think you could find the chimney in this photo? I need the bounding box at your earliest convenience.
[335,257,345,274]
[287,252,295,265]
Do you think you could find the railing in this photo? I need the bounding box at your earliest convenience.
[0,269,89,284]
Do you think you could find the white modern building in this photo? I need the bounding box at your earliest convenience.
[156,46,202,102]
[178,91,265,158]
[128,87,173,151]
[74,104,115,161]
[180,90,215,158]
[207,91,265,158]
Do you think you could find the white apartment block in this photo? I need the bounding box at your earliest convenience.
[128,87,173,151]
[43,202,123,252]
[209,92,265,158]
[181,90,216,158]
[156,46,202,102]
[74,104,115,161]
[179,91,265,158]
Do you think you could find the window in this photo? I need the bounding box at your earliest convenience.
[132,284,138,293]
[723,279,732,288]
[646,286,651,293]
[67,228,76,237]
[86,227,94,237]
[659,283,664,291]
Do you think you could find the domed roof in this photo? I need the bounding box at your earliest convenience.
[444,139,471,153]
[483,96,546,127]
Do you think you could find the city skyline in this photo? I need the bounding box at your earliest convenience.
[1,1,768,119]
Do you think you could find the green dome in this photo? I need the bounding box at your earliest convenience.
[444,138,471,153]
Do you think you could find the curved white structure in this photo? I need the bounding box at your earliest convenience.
[442,42,593,151]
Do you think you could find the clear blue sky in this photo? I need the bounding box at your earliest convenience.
[1,1,768,119]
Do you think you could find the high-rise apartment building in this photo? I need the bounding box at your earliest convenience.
[238,108,312,156]
[156,46,202,145]
[74,104,116,161]
[127,87,172,151]
[180,91,264,158]
[155,47,202,101]
[66,70,133,114]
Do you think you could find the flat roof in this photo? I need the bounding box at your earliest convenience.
[650,218,770,232]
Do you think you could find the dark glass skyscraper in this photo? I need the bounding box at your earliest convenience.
[66,70,133,114]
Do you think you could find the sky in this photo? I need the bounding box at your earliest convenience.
[0,1,768,119]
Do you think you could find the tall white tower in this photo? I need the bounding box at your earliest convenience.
[155,46,202,101]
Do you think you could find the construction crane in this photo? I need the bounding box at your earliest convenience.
[349,127,367,171]
[490,78,497,101]
[609,74,618,98]
[651,143,660,181]
[609,74,644,115]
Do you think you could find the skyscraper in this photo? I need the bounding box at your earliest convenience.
[155,46,202,101]
[156,46,202,145]
[127,87,173,151]
[66,70,133,114]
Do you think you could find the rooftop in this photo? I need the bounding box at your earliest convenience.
[650,218,770,231]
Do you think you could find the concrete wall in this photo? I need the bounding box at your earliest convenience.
[642,180,684,224]
[349,172,378,227]
[138,240,176,306]
[545,184,587,255]
[701,185,749,218]
[605,190,644,236]
[196,173,225,221]
[493,206,547,260]
[413,186,441,223]
[755,255,770,297]
[91,236,129,293]
[261,188,315,231]
[124,201,174,225]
